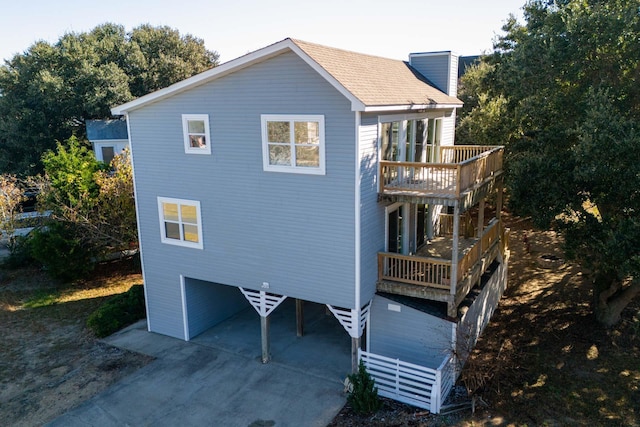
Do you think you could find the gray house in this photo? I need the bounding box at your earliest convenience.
[112,38,508,413]
[86,119,129,164]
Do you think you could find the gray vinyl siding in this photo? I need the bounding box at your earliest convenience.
[358,114,384,304]
[409,53,451,95]
[369,295,455,368]
[129,51,356,338]
[184,278,250,339]
[441,109,456,147]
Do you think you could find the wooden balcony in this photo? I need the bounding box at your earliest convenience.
[377,219,508,315]
[380,146,504,201]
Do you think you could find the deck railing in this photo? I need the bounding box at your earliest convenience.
[378,253,452,290]
[457,219,500,280]
[378,220,504,294]
[380,146,503,197]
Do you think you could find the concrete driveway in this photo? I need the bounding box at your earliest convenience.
[48,301,350,427]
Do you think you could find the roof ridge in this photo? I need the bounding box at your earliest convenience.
[289,38,406,64]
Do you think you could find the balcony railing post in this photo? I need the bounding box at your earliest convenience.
[450,203,459,296]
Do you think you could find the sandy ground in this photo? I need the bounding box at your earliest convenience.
[0,262,152,427]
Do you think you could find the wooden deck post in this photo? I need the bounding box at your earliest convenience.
[477,198,485,238]
[351,337,360,373]
[449,202,460,318]
[261,315,270,364]
[496,178,504,221]
[296,299,304,337]
[427,205,435,239]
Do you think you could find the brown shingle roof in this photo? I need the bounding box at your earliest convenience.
[291,39,462,108]
[112,38,462,115]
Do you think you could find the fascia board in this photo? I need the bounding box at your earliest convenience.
[363,103,462,113]
[111,42,293,115]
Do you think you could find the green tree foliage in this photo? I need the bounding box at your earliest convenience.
[459,0,640,325]
[346,361,382,415]
[31,137,137,280]
[0,23,219,175]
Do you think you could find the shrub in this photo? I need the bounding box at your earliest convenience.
[87,284,146,338]
[29,221,97,282]
[1,234,35,269]
[346,360,382,415]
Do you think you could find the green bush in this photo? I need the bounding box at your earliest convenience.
[87,284,146,338]
[1,234,35,269]
[29,221,97,282]
[346,360,382,415]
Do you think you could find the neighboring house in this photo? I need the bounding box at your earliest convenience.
[86,119,129,164]
[458,55,481,78]
[111,38,508,413]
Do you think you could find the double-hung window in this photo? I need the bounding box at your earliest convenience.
[261,114,325,175]
[182,114,211,155]
[158,197,203,249]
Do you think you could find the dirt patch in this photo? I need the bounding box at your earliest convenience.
[0,259,152,426]
[330,214,640,426]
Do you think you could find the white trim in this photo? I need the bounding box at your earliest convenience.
[157,197,204,249]
[124,114,151,332]
[182,114,212,155]
[180,275,190,341]
[354,111,361,317]
[363,103,461,112]
[111,41,295,115]
[88,138,129,144]
[365,307,371,351]
[379,111,447,123]
[260,114,326,175]
[240,288,287,317]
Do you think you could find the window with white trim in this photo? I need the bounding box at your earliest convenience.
[182,114,211,154]
[261,114,325,174]
[157,197,203,249]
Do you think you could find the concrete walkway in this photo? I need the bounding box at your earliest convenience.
[48,301,351,427]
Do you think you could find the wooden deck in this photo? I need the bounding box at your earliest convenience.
[377,220,507,313]
[380,146,503,200]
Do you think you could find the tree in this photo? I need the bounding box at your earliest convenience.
[40,137,137,253]
[0,174,26,251]
[0,23,219,175]
[459,0,640,325]
[29,137,137,280]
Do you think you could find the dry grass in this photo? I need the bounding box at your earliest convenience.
[0,258,152,426]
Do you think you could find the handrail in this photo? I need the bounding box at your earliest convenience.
[380,146,503,197]
[378,252,452,291]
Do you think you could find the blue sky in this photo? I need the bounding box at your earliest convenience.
[1,0,525,64]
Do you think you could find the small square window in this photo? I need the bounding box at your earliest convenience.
[182,114,211,155]
[158,197,203,249]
